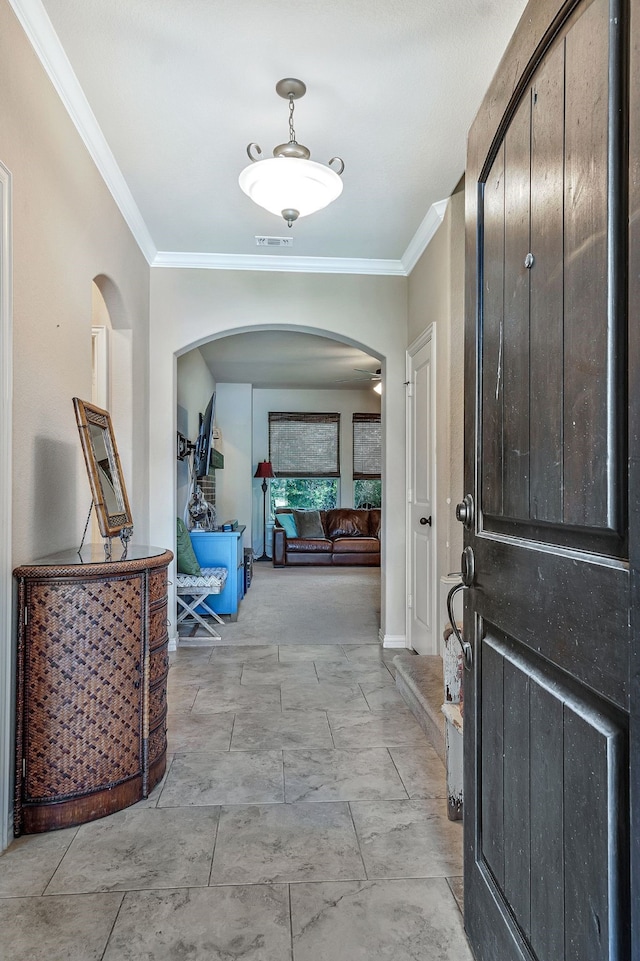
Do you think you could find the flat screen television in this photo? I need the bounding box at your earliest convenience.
[194,393,215,478]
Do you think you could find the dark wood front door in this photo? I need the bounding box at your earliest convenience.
[463,0,639,958]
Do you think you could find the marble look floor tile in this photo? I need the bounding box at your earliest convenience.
[103,884,291,961]
[388,744,447,798]
[0,893,124,961]
[158,751,284,806]
[211,802,365,884]
[350,799,463,878]
[231,710,334,751]
[281,679,369,713]
[170,662,243,684]
[209,645,279,664]
[192,684,282,714]
[314,663,395,686]
[328,710,427,749]
[46,807,219,894]
[0,827,78,897]
[290,878,473,961]
[342,645,389,667]
[166,682,199,713]
[240,662,318,685]
[359,679,412,712]
[172,648,213,666]
[167,712,235,753]
[284,748,408,803]
[447,876,465,914]
[278,644,348,662]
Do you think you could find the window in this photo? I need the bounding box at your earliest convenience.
[269,412,340,511]
[269,412,340,477]
[353,413,381,508]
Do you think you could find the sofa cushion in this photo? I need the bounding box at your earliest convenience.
[368,509,381,537]
[293,509,325,538]
[326,508,369,538]
[276,513,298,538]
[332,536,380,554]
[287,536,333,553]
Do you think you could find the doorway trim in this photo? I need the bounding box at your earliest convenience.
[0,161,13,852]
[406,324,438,654]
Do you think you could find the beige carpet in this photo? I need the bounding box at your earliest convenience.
[178,563,381,646]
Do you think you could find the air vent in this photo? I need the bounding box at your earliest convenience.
[255,236,293,247]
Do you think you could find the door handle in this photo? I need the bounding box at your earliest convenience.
[446,582,473,671]
[419,516,432,526]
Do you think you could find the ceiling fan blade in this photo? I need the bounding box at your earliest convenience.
[353,367,381,379]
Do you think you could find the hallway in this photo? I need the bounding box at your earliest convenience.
[0,570,471,960]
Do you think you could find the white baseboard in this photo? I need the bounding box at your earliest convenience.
[379,631,408,649]
[168,634,178,652]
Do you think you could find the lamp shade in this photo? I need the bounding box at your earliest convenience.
[254,460,275,479]
[239,157,343,220]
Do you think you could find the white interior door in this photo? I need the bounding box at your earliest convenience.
[406,329,436,654]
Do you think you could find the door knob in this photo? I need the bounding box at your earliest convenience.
[455,494,474,530]
[419,516,432,526]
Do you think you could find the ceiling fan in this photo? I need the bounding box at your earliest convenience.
[336,367,382,384]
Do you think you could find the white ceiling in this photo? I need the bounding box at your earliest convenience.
[13,0,527,383]
[198,331,381,391]
[16,0,528,271]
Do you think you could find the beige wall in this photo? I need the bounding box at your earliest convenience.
[1,0,151,562]
[176,348,216,517]
[407,183,465,582]
[149,268,408,644]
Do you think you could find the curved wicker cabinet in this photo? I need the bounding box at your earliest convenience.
[13,545,173,835]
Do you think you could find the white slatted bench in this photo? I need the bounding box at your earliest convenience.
[176,567,228,639]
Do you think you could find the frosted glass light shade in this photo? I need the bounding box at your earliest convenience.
[239,157,343,219]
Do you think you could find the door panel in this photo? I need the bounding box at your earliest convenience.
[464,0,633,959]
[481,145,506,518]
[503,95,531,521]
[530,40,564,523]
[478,632,627,961]
[563,0,613,530]
[407,335,436,654]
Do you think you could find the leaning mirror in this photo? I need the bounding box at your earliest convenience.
[73,397,133,540]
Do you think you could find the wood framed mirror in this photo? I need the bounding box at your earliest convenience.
[73,397,133,539]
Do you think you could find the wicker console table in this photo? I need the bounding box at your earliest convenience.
[13,545,173,835]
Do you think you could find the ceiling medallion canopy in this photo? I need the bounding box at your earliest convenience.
[239,78,345,228]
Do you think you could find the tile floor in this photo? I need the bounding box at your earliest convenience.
[0,642,472,961]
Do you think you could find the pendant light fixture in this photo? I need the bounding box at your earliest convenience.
[239,78,344,228]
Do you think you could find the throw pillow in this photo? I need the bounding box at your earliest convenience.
[293,509,325,539]
[326,509,368,538]
[277,513,299,538]
[176,517,202,575]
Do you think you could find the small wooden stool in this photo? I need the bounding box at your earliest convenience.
[176,567,228,639]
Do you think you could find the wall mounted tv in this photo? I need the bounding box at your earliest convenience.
[194,393,216,478]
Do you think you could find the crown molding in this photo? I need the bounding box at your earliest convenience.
[12,0,448,277]
[152,251,407,276]
[9,0,157,264]
[401,198,449,275]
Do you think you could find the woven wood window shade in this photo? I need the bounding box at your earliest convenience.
[269,412,340,478]
[353,413,381,479]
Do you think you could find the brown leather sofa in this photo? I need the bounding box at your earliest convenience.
[273,507,381,567]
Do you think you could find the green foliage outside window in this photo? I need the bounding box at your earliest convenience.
[271,478,338,511]
[354,479,382,508]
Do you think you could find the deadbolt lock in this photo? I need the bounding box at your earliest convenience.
[455,494,474,530]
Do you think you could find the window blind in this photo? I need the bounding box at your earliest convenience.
[269,412,340,478]
[353,413,381,479]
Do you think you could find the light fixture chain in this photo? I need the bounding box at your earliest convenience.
[288,95,296,144]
